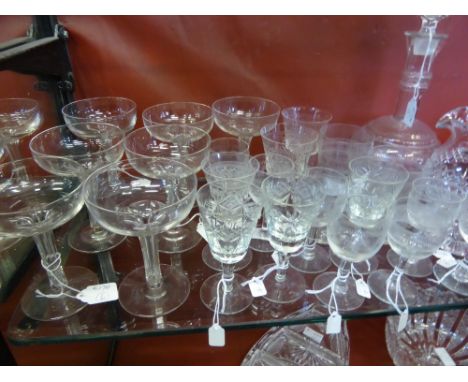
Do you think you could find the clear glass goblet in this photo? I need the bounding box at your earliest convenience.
[290,167,348,274]
[84,158,197,317]
[198,181,262,314]
[62,96,137,134]
[260,122,319,175]
[258,174,325,304]
[212,96,280,152]
[0,158,98,321]
[281,106,332,132]
[142,101,213,136]
[125,125,210,256]
[29,122,126,254]
[210,137,249,154]
[0,98,41,160]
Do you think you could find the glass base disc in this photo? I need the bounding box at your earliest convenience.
[158,220,202,254]
[367,269,418,305]
[330,251,378,275]
[118,265,190,318]
[312,271,364,312]
[250,238,274,253]
[386,249,433,278]
[20,266,99,321]
[289,244,331,274]
[68,220,126,254]
[201,244,252,272]
[433,263,468,297]
[257,264,306,304]
[200,273,253,315]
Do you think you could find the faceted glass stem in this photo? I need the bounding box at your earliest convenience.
[4,138,24,161]
[335,260,351,294]
[221,263,235,293]
[274,252,289,283]
[139,234,164,299]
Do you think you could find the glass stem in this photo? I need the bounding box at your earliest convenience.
[32,230,67,290]
[221,263,235,293]
[139,234,164,299]
[302,227,318,259]
[238,135,252,153]
[274,252,289,283]
[335,260,350,294]
[88,209,101,230]
[4,138,23,161]
[171,253,183,272]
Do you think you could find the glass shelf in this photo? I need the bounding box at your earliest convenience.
[6,211,468,346]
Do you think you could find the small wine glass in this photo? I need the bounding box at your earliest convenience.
[198,180,262,314]
[29,122,126,253]
[142,101,213,136]
[212,96,280,152]
[62,96,137,134]
[0,158,98,321]
[0,98,41,160]
[84,158,197,317]
[281,106,332,132]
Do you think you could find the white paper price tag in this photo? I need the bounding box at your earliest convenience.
[208,324,225,347]
[196,222,208,241]
[130,179,152,188]
[413,36,439,56]
[76,283,118,305]
[434,249,452,259]
[247,278,267,297]
[402,97,417,127]
[326,312,342,334]
[434,347,456,366]
[397,309,409,332]
[302,327,324,343]
[436,255,458,269]
[355,278,371,299]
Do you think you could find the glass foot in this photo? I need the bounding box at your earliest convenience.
[257,264,306,304]
[158,220,202,254]
[200,273,253,315]
[367,269,418,305]
[118,265,190,318]
[330,251,378,275]
[433,263,468,297]
[202,244,252,272]
[20,266,99,321]
[312,271,364,312]
[68,220,126,254]
[289,244,331,274]
[386,250,433,278]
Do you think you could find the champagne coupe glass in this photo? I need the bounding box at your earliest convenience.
[198,181,262,314]
[0,98,41,160]
[290,167,348,273]
[29,123,126,253]
[84,158,197,317]
[0,158,98,321]
[124,125,210,256]
[281,106,332,133]
[257,174,325,304]
[249,153,295,253]
[62,97,137,134]
[142,101,213,136]
[201,151,259,271]
[212,96,280,152]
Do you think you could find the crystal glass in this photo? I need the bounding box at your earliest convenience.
[290,167,348,274]
[249,153,295,253]
[260,122,319,175]
[84,158,197,317]
[125,125,210,254]
[29,123,126,253]
[201,151,259,271]
[0,98,41,160]
[281,106,332,132]
[142,102,213,136]
[62,97,137,134]
[198,181,262,314]
[313,195,390,311]
[386,309,467,365]
[210,137,249,154]
[212,96,280,152]
[0,158,98,321]
[257,175,324,304]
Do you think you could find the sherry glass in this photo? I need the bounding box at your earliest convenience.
[125,125,210,254]
[290,167,348,274]
[84,158,197,317]
[29,123,126,254]
[0,158,98,321]
[198,181,262,314]
[142,101,213,136]
[257,174,325,304]
[62,96,137,134]
[0,98,41,160]
[212,96,280,152]
[281,106,332,132]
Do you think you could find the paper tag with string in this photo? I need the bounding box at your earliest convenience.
[196,222,208,241]
[434,347,456,366]
[247,278,267,297]
[436,254,458,269]
[208,324,225,347]
[355,278,371,299]
[326,311,342,334]
[130,179,152,188]
[76,283,119,304]
[402,97,418,127]
[397,309,409,332]
[434,249,452,258]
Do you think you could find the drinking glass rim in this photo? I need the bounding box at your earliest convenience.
[411,176,467,204]
[212,96,280,120]
[62,96,137,119]
[349,156,409,185]
[202,154,260,180]
[0,98,39,113]
[281,105,333,123]
[260,123,320,147]
[142,101,213,125]
[196,180,261,204]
